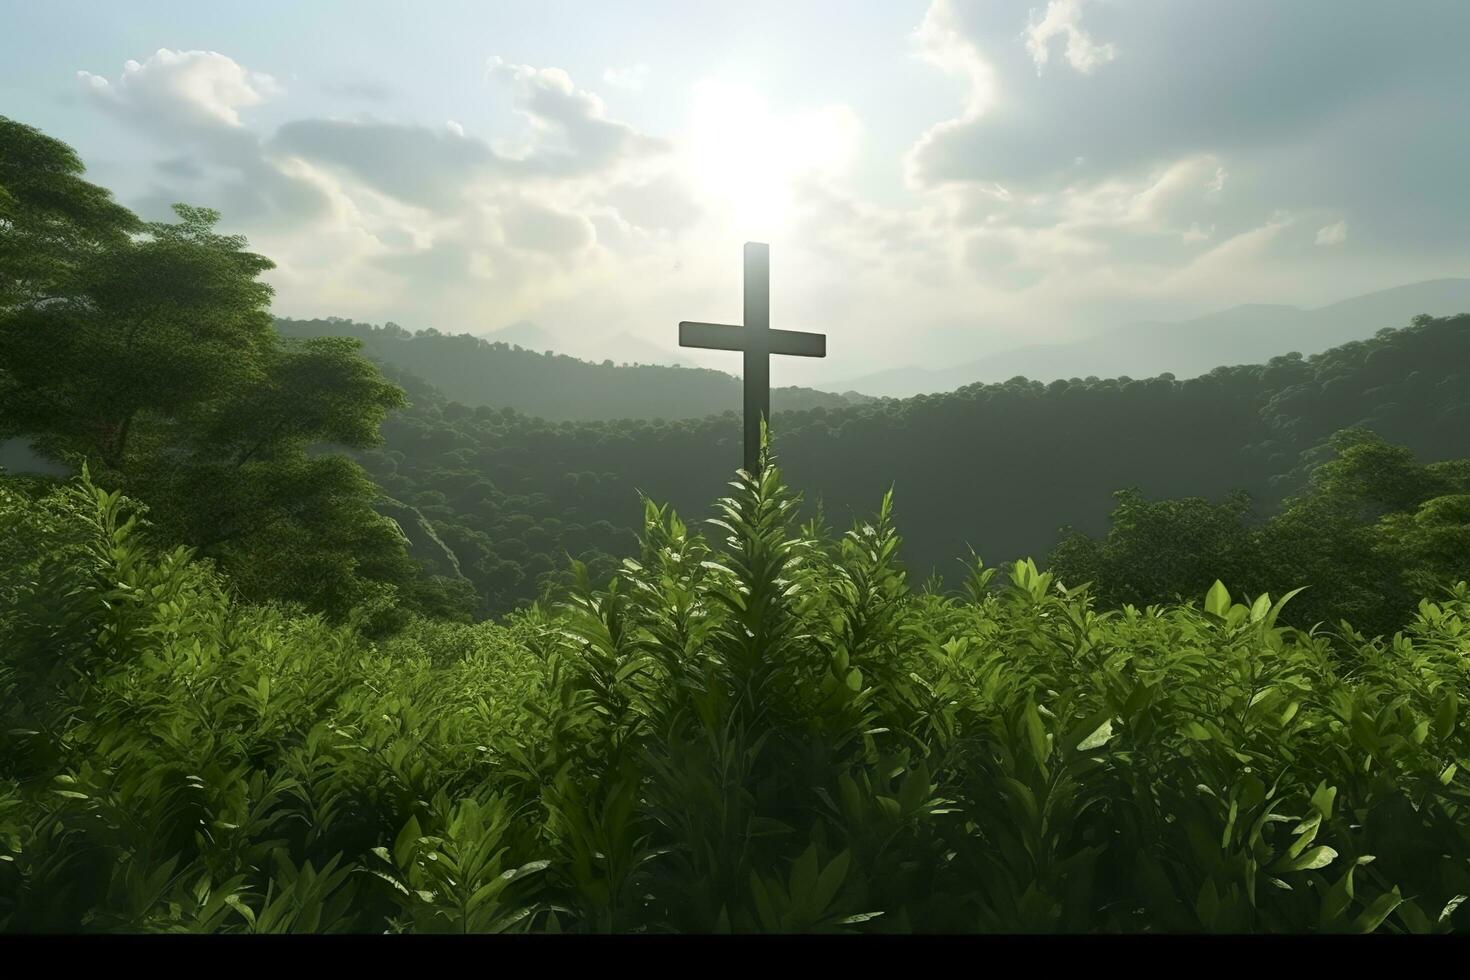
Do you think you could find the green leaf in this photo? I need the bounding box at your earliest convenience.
[510,859,551,879]
[393,815,422,867]
[1185,721,1213,741]
[1204,580,1231,617]
[1394,899,1433,934]
[224,894,257,929]
[1319,866,1356,927]
[1249,592,1271,623]
[790,844,820,905]
[1296,845,1338,871]
[812,850,851,913]
[1309,782,1337,820]
[1022,701,1052,766]
[1076,717,1114,752]
[1353,888,1403,934]
[1434,692,1458,740]
[897,765,929,815]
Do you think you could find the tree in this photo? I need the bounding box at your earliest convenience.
[2,202,278,469]
[0,116,142,311]
[1274,429,1470,630]
[1049,487,1258,607]
[1053,427,1470,637]
[0,119,425,625]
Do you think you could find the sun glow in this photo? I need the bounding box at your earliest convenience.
[685,80,859,238]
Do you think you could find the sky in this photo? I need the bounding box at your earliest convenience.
[3,0,1469,386]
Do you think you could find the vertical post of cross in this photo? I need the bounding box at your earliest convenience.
[678,242,824,476]
[743,242,770,476]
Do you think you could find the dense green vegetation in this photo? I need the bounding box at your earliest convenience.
[1050,429,1470,638]
[276,316,872,422]
[353,312,1470,619]
[3,461,1469,933]
[0,116,470,630]
[5,115,1470,934]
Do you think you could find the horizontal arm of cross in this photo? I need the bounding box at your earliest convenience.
[678,321,826,358]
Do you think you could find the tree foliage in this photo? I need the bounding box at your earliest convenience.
[1053,429,1470,636]
[352,314,1470,624]
[0,116,432,625]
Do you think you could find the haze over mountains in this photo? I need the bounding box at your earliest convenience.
[828,279,1470,398]
[489,321,694,368]
[273,278,1470,422]
[275,317,873,422]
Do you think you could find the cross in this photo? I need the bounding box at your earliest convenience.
[679,242,826,475]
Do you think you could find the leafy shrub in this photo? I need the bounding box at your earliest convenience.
[2,462,1468,933]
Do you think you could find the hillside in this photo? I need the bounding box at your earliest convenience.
[357,314,1470,615]
[276,317,875,421]
[836,279,1470,397]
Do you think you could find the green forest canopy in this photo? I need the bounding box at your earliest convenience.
[347,311,1470,621]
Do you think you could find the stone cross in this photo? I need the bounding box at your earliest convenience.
[679,242,826,474]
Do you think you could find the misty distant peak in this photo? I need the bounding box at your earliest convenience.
[831,278,1470,398]
[490,320,559,351]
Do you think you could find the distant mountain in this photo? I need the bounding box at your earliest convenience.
[275,317,873,422]
[578,331,695,368]
[833,278,1470,397]
[488,320,560,352]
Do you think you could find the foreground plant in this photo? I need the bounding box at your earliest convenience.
[2,461,1468,933]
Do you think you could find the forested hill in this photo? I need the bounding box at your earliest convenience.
[359,313,1470,614]
[358,314,1470,617]
[834,278,1470,398]
[275,316,875,421]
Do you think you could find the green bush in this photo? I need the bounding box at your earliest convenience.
[2,462,1468,933]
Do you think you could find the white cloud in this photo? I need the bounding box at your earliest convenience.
[486,56,667,175]
[905,0,999,198]
[893,0,1470,329]
[1025,0,1118,75]
[78,48,279,130]
[913,0,997,115]
[1126,156,1227,227]
[75,48,708,345]
[1315,220,1348,246]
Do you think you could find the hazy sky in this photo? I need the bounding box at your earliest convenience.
[4,0,1468,384]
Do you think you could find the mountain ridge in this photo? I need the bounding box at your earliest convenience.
[829,278,1470,397]
[275,316,875,422]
